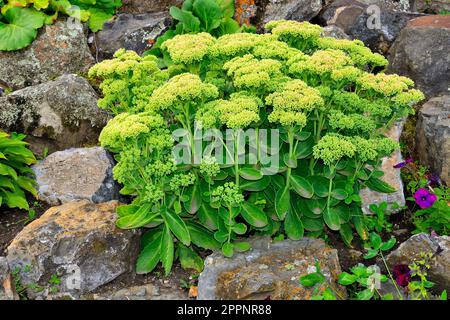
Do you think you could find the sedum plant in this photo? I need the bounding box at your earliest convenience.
[0,131,37,210]
[89,20,424,275]
[0,0,122,51]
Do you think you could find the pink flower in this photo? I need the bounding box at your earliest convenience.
[413,188,437,209]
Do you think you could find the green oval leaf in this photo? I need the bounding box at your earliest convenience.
[241,202,268,228]
[290,175,314,198]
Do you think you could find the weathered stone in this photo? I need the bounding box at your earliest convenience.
[262,0,323,27]
[197,237,346,300]
[33,147,119,206]
[320,0,425,53]
[0,74,109,155]
[6,200,140,299]
[87,284,187,300]
[416,96,450,184]
[119,0,183,14]
[0,19,94,91]
[94,12,171,60]
[0,257,18,300]
[388,15,450,97]
[386,233,450,293]
[360,121,406,214]
[411,0,450,13]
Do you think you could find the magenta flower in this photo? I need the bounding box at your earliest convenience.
[393,158,413,169]
[413,188,437,209]
[393,264,411,287]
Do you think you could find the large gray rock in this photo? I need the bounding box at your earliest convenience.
[0,257,18,300]
[6,200,140,299]
[360,121,406,214]
[416,96,450,185]
[0,19,94,91]
[386,233,450,293]
[86,284,187,300]
[388,15,450,98]
[94,12,171,60]
[33,147,119,206]
[119,0,183,14]
[320,0,425,53]
[262,0,323,27]
[197,237,346,300]
[410,0,450,13]
[0,74,109,155]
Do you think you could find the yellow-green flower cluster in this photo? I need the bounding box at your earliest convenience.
[313,134,356,166]
[391,89,425,107]
[200,156,221,178]
[147,73,219,112]
[328,110,376,135]
[266,80,324,126]
[317,37,388,68]
[88,49,168,113]
[331,66,362,83]
[161,33,215,65]
[170,173,196,191]
[99,113,168,150]
[252,35,301,60]
[289,49,353,77]
[142,184,165,204]
[223,54,282,90]
[356,73,414,97]
[350,136,398,162]
[266,20,323,46]
[144,159,177,179]
[196,93,260,129]
[212,182,244,206]
[209,33,262,58]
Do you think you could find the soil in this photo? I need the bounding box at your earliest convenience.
[0,199,50,256]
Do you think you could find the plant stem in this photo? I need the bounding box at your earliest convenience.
[380,251,404,300]
[234,130,240,187]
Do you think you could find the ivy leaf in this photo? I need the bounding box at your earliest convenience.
[0,7,46,51]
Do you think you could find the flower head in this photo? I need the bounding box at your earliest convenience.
[393,264,411,287]
[161,33,215,65]
[393,158,413,169]
[413,188,438,209]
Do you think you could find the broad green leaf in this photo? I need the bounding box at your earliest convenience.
[233,241,251,252]
[162,209,191,246]
[339,223,354,247]
[198,203,219,230]
[217,17,240,34]
[299,272,324,287]
[216,0,234,18]
[322,288,337,300]
[241,202,268,228]
[275,187,290,220]
[192,0,223,32]
[310,176,329,197]
[370,232,382,249]
[232,223,247,235]
[338,272,357,285]
[177,244,204,272]
[3,190,28,210]
[284,209,304,240]
[183,183,202,214]
[0,163,18,180]
[116,204,139,217]
[380,237,396,251]
[240,175,270,192]
[331,188,348,200]
[169,6,200,32]
[290,175,313,198]
[161,224,174,276]
[136,235,161,274]
[34,0,49,10]
[323,207,341,231]
[301,216,324,232]
[0,7,46,51]
[87,8,113,32]
[365,177,396,193]
[116,203,155,229]
[222,242,234,257]
[186,222,221,249]
[16,176,37,197]
[356,288,374,300]
[239,167,263,181]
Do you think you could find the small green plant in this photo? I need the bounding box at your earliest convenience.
[0,0,122,51]
[0,131,37,210]
[299,262,341,300]
[338,264,393,300]
[364,201,393,233]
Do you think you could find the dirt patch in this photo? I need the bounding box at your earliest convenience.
[0,199,50,256]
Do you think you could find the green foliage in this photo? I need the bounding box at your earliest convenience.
[338,264,392,300]
[364,201,393,233]
[299,262,339,300]
[363,232,396,259]
[0,0,122,51]
[145,0,253,65]
[90,20,425,275]
[0,131,37,210]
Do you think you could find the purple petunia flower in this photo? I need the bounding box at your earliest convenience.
[393,264,411,287]
[413,188,438,209]
[393,158,413,169]
[427,172,442,187]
